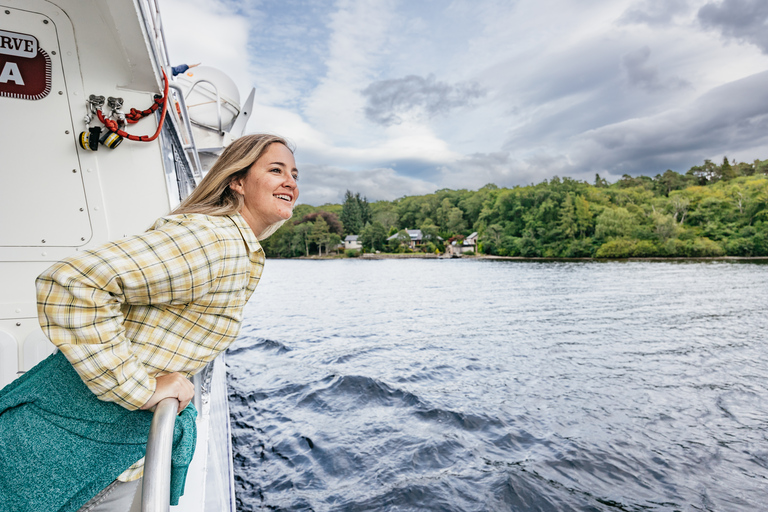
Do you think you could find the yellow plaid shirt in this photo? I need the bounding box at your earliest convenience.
[36,212,264,481]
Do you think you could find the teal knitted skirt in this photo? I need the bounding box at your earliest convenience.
[0,352,196,512]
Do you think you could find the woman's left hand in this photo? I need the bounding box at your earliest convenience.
[140,373,195,414]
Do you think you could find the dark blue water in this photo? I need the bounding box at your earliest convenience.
[227,259,768,511]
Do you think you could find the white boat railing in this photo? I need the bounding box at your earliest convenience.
[141,397,179,512]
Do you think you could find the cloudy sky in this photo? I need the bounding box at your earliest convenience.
[158,0,768,205]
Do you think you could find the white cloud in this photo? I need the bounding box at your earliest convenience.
[156,0,768,205]
[157,0,252,98]
[302,0,398,140]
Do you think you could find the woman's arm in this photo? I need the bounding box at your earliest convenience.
[36,216,223,410]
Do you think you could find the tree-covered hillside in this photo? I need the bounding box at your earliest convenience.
[261,157,768,258]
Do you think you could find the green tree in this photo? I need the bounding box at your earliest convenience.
[574,195,592,238]
[482,223,503,253]
[373,207,398,232]
[687,159,718,184]
[360,222,388,252]
[292,222,312,257]
[310,216,331,256]
[419,221,441,250]
[595,207,636,239]
[339,191,370,236]
[594,174,608,187]
[360,196,372,226]
[652,212,680,242]
[328,233,342,255]
[559,194,577,239]
[340,190,362,235]
[669,194,690,224]
[655,170,689,196]
[717,156,736,181]
[446,207,467,235]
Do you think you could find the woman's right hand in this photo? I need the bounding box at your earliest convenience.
[140,373,195,414]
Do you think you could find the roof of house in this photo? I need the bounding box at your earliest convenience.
[463,232,478,245]
[344,235,359,242]
[387,229,423,241]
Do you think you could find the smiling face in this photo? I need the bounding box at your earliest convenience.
[229,142,299,237]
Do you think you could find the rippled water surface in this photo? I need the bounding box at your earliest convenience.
[226,259,768,511]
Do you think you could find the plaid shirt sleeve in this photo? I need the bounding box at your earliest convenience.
[36,218,224,410]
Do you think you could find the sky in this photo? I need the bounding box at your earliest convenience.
[158,0,768,206]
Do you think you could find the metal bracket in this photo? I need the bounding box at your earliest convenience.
[107,96,126,125]
[87,94,105,113]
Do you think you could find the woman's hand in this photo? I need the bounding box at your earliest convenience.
[140,373,195,414]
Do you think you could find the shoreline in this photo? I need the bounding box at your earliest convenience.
[279,254,768,262]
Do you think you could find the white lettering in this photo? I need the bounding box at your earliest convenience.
[0,62,24,85]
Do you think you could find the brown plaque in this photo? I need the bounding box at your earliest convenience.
[0,29,51,100]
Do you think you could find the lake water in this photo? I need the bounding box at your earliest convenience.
[226,259,768,511]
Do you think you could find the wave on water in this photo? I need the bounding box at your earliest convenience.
[226,260,768,511]
[227,336,292,356]
[227,341,633,511]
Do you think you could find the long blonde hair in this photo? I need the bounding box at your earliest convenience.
[172,134,293,239]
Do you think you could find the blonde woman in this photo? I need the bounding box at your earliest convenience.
[0,134,298,512]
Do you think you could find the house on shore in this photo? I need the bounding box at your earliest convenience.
[387,229,424,250]
[387,229,445,251]
[344,235,362,251]
[447,232,478,256]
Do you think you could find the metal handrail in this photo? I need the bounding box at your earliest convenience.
[168,83,204,182]
[141,397,179,512]
[183,79,224,134]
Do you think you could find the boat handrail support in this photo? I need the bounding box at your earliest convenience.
[183,79,225,134]
[168,83,204,182]
[141,397,179,512]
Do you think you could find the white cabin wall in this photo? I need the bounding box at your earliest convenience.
[0,0,176,384]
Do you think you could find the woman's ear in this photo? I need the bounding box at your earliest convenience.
[229,176,245,195]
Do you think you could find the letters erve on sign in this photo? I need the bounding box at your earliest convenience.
[0,28,51,100]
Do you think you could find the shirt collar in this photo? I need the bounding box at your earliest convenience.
[228,212,263,254]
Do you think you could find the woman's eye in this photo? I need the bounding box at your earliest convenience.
[270,168,281,174]
[292,174,299,182]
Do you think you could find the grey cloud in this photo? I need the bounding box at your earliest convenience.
[362,74,485,126]
[297,164,436,205]
[499,37,677,147]
[574,70,768,174]
[619,0,690,25]
[698,0,768,53]
[622,46,690,91]
[437,151,569,190]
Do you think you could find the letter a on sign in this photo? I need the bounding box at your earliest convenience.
[0,62,25,85]
[0,29,51,100]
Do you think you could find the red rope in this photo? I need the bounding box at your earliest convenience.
[125,96,163,124]
[96,69,169,142]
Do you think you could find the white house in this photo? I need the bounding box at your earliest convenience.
[447,232,478,256]
[344,235,362,250]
